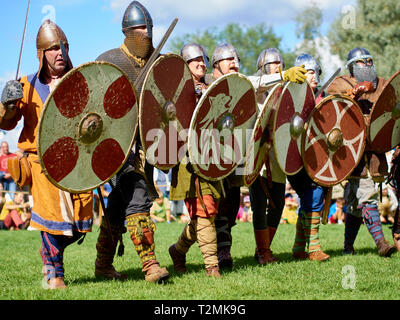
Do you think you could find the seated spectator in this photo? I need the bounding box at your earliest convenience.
[0,141,17,195]
[281,192,299,224]
[0,192,31,230]
[170,199,190,223]
[328,198,346,224]
[150,187,174,223]
[237,195,253,222]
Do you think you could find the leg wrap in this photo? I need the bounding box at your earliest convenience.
[292,214,307,253]
[196,216,218,269]
[95,219,126,267]
[175,220,197,255]
[40,231,83,281]
[304,212,322,253]
[126,213,157,264]
[360,203,384,244]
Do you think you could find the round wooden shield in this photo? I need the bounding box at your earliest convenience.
[38,61,138,193]
[188,72,257,181]
[243,83,283,187]
[369,70,400,153]
[302,94,366,187]
[139,54,196,170]
[272,81,315,175]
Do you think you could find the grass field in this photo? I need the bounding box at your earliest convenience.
[0,221,399,301]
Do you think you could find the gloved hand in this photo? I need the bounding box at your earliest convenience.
[346,81,374,100]
[1,80,23,109]
[282,65,307,84]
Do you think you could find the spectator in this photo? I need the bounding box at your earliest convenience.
[150,187,174,223]
[154,168,170,198]
[0,141,17,194]
[237,195,253,222]
[328,198,346,224]
[281,192,299,224]
[378,184,398,224]
[0,192,31,230]
[93,183,112,226]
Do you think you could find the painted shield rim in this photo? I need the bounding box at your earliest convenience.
[368,69,400,153]
[301,94,366,187]
[188,72,257,181]
[272,81,315,176]
[138,53,196,170]
[37,61,138,193]
[243,83,283,187]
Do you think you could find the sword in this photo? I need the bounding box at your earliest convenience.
[15,0,31,80]
[133,18,178,88]
[314,67,341,99]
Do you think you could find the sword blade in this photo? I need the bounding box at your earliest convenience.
[315,67,341,99]
[15,0,31,80]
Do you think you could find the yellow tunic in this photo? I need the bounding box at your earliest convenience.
[0,73,93,236]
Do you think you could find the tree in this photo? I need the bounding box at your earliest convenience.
[328,0,400,79]
[294,1,323,60]
[168,23,296,75]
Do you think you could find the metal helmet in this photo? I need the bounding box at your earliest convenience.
[211,43,240,70]
[122,1,153,38]
[180,43,210,68]
[346,47,377,87]
[256,48,285,74]
[36,19,72,78]
[294,53,321,84]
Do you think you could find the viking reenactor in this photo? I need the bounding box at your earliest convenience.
[294,53,325,103]
[94,0,169,283]
[286,53,331,261]
[201,43,243,269]
[248,48,288,265]
[0,20,93,289]
[327,47,396,257]
[168,43,223,278]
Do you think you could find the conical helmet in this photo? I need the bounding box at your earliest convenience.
[36,19,72,77]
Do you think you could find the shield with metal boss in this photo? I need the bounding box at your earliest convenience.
[369,70,400,153]
[243,83,283,187]
[139,53,196,170]
[302,94,366,187]
[271,81,315,175]
[37,61,138,192]
[188,72,257,181]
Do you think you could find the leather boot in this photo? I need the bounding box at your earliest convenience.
[254,229,279,264]
[218,246,233,270]
[377,238,397,257]
[309,250,330,261]
[142,260,170,283]
[169,244,187,273]
[394,233,400,252]
[205,265,221,278]
[48,277,67,290]
[293,251,309,260]
[94,219,127,280]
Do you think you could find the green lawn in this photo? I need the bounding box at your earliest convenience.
[0,221,399,300]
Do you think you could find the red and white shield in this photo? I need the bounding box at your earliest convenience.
[188,73,257,181]
[139,54,196,170]
[38,61,138,192]
[302,95,366,187]
[369,70,400,153]
[243,83,283,187]
[272,81,315,175]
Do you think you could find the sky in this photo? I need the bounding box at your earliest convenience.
[0,0,356,151]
